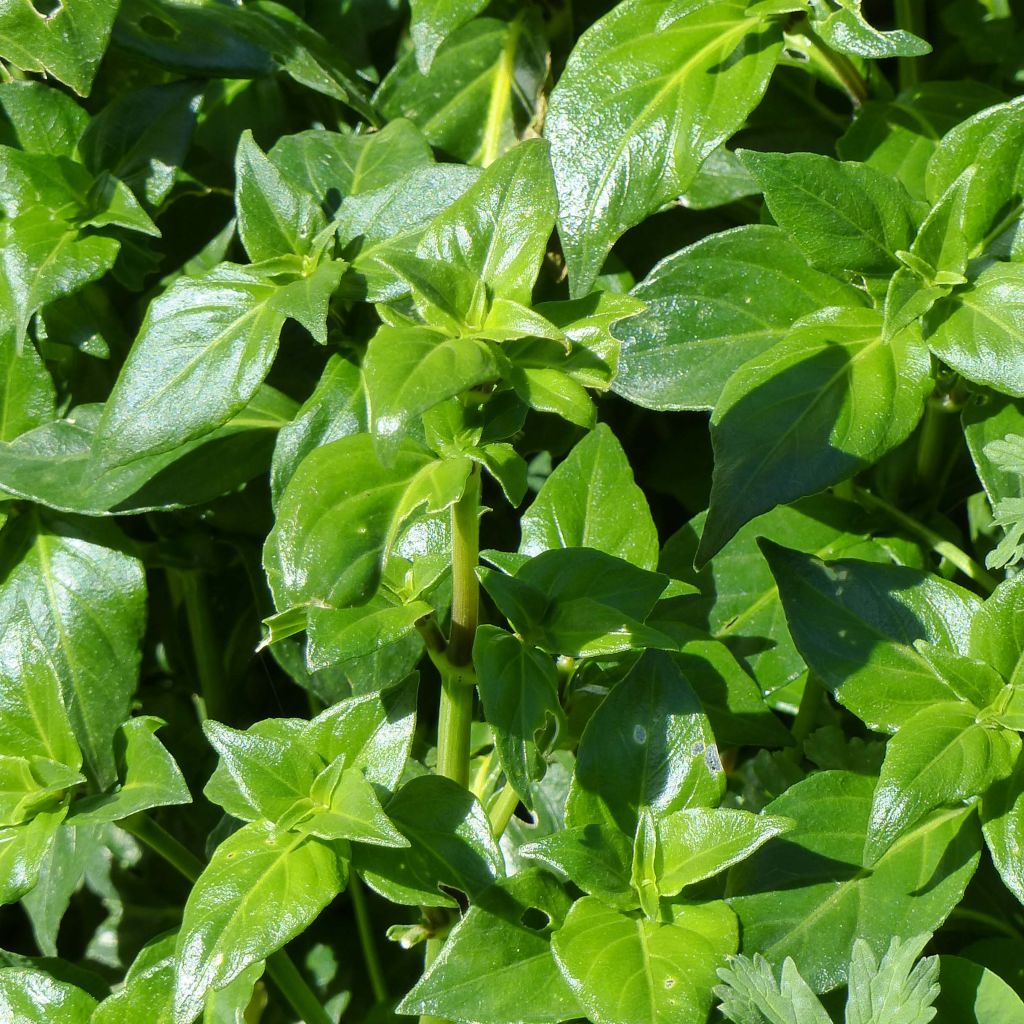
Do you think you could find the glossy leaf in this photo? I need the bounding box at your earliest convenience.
[0,965,95,1022]
[546,1,783,295]
[699,309,931,562]
[408,0,487,72]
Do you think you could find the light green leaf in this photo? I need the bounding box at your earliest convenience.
[0,808,66,905]
[865,702,1019,863]
[614,225,866,412]
[0,80,88,157]
[808,0,930,58]
[762,542,980,732]
[845,933,939,1024]
[408,0,487,72]
[715,954,832,1024]
[546,0,782,295]
[982,754,1024,905]
[934,956,1024,1023]
[173,821,347,1023]
[0,965,95,1022]
[519,423,659,570]
[699,308,931,563]
[301,762,407,847]
[972,572,1024,687]
[305,599,431,672]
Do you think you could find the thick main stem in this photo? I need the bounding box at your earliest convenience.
[122,814,333,1024]
[894,0,923,89]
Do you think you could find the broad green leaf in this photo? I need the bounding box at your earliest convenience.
[845,933,939,1024]
[0,512,145,787]
[546,1,782,295]
[741,151,917,277]
[398,871,581,1023]
[0,331,55,444]
[983,751,1024,904]
[762,542,980,732]
[661,495,920,695]
[299,762,407,847]
[727,771,980,993]
[837,82,1004,202]
[93,262,298,463]
[927,263,1024,397]
[0,754,80,826]
[202,718,323,824]
[655,808,793,896]
[519,423,659,570]
[408,0,487,72]
[378,13,548,168]
[0,81,88,157]
[68,717,190,825]
[0,965,95,1022]
[972,573,1024,687]
[679,144,759,210]
[79,80,203,208]
[808,0,930,58]
[0,387,295,516]
[308,675,418,790]
[966,398,1024,512]
[520,823,636,910]
[413,138,556,306]
[699,309,931,563]
[474,625,564,806]
[935,956,1024,1024]
[0,0,119,95]
[865,702,1019,863]
[715,954,832,1024]
[354,774,503,907]
[567,650,724,833]
[0,808,66,905]
[270,355,365,506]
[265,435,467,610]
[305,599,431,672]
[234,130,324,261]
[914,643,1005,710]
[364,326,497,444]
[173,820,347,1023]
[268,119,434,211]
[551,895,733,1024]
[614,225,866,411]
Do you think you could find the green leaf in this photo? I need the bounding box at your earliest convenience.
[551,895,734,1024]
[699,309,931,563]
[0,808,66,904]
[265,435,467,610]
[934,956,1024,1023]
[0,512,146,787]
[740,151,917,277]
[808,0,930,59]
[408,0,487,72]
[567,650,724,834]
[173,820,347,1023]
[0,754,80,826]
[865,702,1019,863]
[845,933,939,1024]
[614,225,866,412]
[235,130,324,262]
[0,81,88,157]
[0,965,95,1022]
[300,762,407,847]
[726,771,981,993]
[68,717,190,825]
[308,676,418,790]
[980,563,1024,670]
[927,263,1024,397]
[202,718,323,824]
[398,870,581,1023]
[762,542,980,732]
[655,808,793,896]
[93,262,298,464]
[982,754,1024,905]
[353,774,503,907]
[305,599,431,672]
[520,823,636,910]
[364,325,497,444]
[0,0,120,96]
[378,13,548,168]
[519,423,659,570]
[473,625,564,806]
[546,1,782,295]
[715,954,832,1024]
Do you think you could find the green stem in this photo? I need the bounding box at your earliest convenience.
[894,0,922,90]
[122,814,332,1024]
[914,397,955,489]
[488,783,521,839]
[854,487,999,593]
[351,874,388,1004]
[178,570,230,724]
[785,26,869,107]
[788,675,823,758]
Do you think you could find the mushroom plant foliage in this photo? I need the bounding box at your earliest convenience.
[6,0,1024,1022]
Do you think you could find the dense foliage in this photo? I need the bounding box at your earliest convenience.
[4,0,1024,1021]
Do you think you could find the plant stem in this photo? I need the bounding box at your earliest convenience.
[854,487,999,593]
[122,814,332,1024]
[894,0,922,90]
[350,874,388,1004]
[914,397,954,489]
[488,783,521,839]
[788,674,823,756]
[177,570,230,724]
[785,26,869,107]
